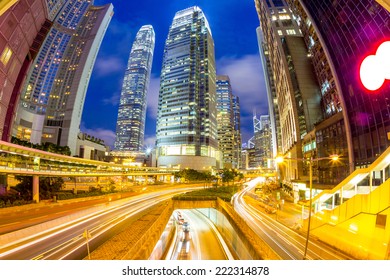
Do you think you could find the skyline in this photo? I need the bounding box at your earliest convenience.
[82,0,267,149]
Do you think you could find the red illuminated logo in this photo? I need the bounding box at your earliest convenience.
[360,41,390,91]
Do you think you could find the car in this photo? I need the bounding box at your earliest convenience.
[182,221,190,232]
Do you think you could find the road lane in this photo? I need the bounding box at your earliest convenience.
[0,186,203,260]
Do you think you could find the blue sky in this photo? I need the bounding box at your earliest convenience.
[82,0,268,149]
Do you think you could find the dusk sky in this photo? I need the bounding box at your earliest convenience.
[82,0,268,149]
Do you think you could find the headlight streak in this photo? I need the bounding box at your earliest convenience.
[233,189,297,260]
[1,187,200,260]
[192,209,234,260]
[236,180,346,260]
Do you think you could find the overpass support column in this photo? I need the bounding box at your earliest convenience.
[165,175,172,183]
[0,175,7,195]
[32,175,39,203]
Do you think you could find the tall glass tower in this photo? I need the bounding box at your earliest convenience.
[13,0,113,155]
[156,6,218,170]
[114,25,155,152]
[216,75,241,169]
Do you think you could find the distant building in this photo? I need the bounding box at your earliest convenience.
[114,25,155,152]
[76,132,109,161]
[241,148,258,169]
[232,95,242,168]
[216,75,241,168]
[13,0,113,155]
[156,6,218,170]
[254,115,272,168]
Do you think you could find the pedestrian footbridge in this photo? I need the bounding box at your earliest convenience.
[306,146,390,259]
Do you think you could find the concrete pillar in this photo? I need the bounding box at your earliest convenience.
[0,174,7,195]
[32,175,39,203]
[165,175,172,183]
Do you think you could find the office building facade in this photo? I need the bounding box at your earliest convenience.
[0,0,50,142]
[216,75,241,169]
[114,25,155,152]
[156,6,218,170]
[255,0,323,181]
[13,0,113,155]
[232,95,242,168]
[286,0,390,172]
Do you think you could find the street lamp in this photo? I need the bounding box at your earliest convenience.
[275,154,339,260]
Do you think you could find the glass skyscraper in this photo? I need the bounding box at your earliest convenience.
[114,25,155,152]
[216,75,241,169]
[287,0,390,170]
[156,6,218,170]
[13,0,113,155]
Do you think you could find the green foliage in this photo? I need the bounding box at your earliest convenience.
[173,186,236,202]
[11,136,71,156]
[259,179,280,194]
[174,169,215,182]
[219,168,243,185]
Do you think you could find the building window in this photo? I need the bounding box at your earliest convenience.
[0,46,12,66]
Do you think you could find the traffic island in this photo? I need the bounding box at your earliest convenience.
[85,200,173,260]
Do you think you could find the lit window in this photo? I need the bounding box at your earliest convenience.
[286,29,296,35]
[0,46,12,66]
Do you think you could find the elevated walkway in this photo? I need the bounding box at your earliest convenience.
[306,146,390,259]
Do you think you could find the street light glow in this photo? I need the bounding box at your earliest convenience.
[273,153,340,259]
[275,156,284,164]
[330,154,340,161]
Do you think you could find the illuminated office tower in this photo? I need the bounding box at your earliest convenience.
[255,0,322,181]
[156,6,218,170]
[114,25,155,152]
[14,0,113,155]
[216,75,241,169]
[232,95,242,168]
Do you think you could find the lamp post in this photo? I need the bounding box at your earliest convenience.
[275,154,339,260]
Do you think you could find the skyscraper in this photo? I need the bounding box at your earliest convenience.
[286,0,390,173]
[13,0,113,155]
[114,25,155,152]
[232,95,242,168]
[216,75,241,169]
[255,0,322,181]
[156,6,218,170]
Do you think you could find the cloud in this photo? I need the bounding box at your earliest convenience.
[94,56,125,77]
[80,123,116,149]
[144,135,156,148]
[217,54,269,143]
[146,74,160,118]
[102,91,120,106]
[217,54,268,112]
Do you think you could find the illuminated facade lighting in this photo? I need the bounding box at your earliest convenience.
[114,25,155,152]
[13,0,113,155]
[216,75,241,169]
[156,6,218,170]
